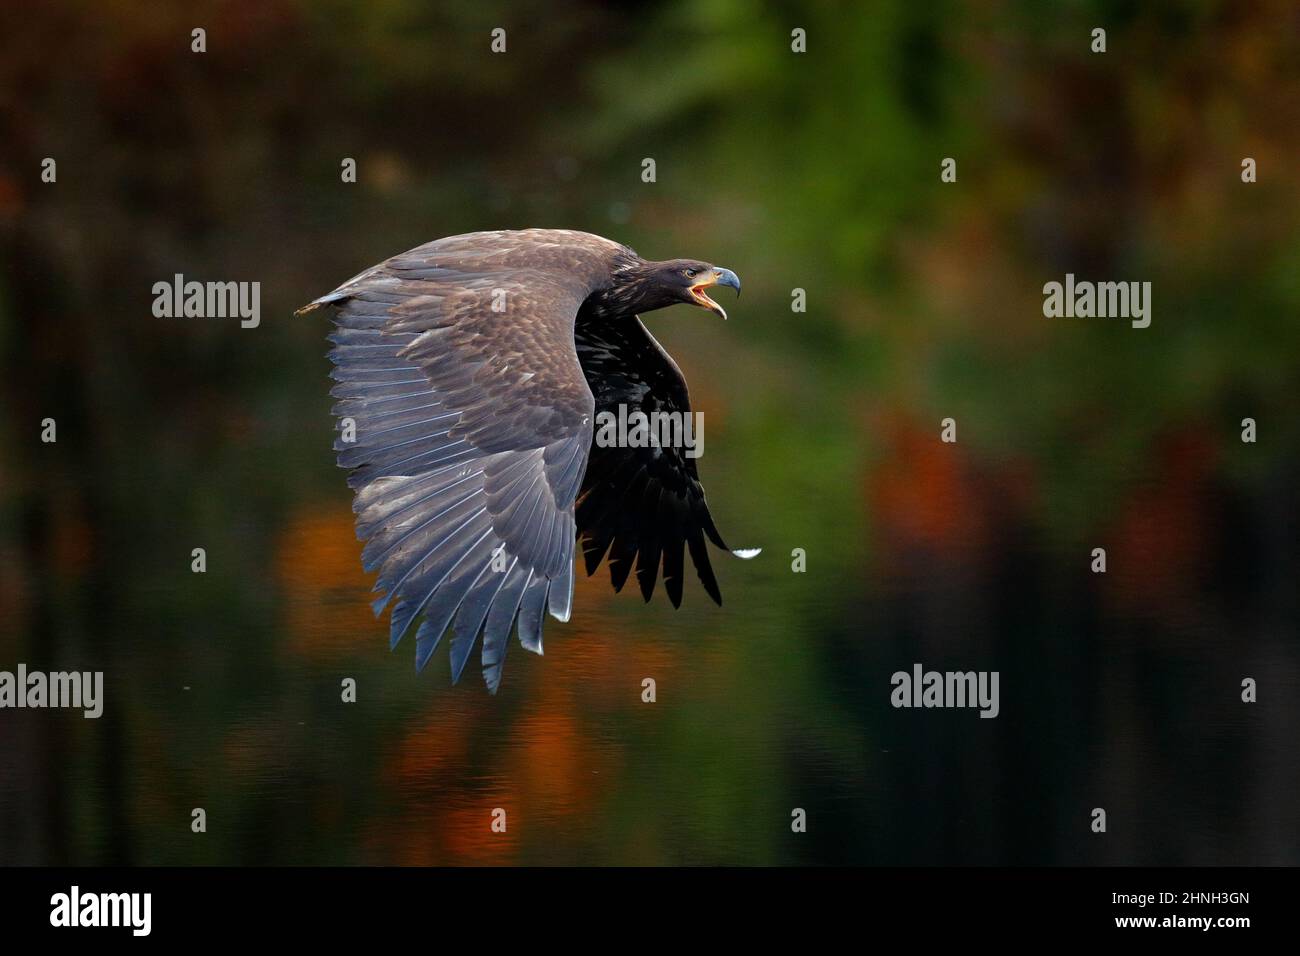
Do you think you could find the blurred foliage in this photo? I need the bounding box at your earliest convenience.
[0,0,1297,865]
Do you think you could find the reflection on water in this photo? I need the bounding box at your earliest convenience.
[2,426,1296,865]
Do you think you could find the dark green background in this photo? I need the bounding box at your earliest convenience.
[1,0,1297,864]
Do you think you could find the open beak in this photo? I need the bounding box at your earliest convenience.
[689,267,741,320]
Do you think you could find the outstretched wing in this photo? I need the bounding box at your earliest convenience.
[575,313,746,608]
[302,229,623,692]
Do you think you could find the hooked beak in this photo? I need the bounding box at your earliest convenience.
[689,267,741,320]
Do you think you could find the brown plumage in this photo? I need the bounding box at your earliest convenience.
[298,228,753,691]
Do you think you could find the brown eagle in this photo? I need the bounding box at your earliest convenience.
[298,229,756,691]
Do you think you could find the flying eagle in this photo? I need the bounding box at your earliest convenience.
[298,229,756,691]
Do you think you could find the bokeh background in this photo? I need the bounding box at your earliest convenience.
[1,0,1298,865]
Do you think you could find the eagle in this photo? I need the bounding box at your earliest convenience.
[298,229,756,691]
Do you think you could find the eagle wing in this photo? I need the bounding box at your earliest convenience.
[575,314,747,608]
[303,229,623,692]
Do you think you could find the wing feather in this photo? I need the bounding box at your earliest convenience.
[574,313,743,608]
[305,229,628,690]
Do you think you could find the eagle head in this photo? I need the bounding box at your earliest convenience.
[653,259,742,320]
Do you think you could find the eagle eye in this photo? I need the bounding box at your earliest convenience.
[684,268,698,279]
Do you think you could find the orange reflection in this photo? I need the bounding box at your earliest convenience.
[868,414,993,558]
[275,502,374,660]
[1106,427,1219,623]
